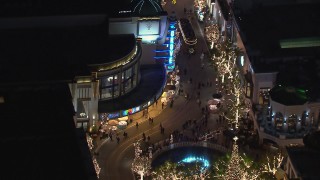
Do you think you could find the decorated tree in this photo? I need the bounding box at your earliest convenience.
[205,24,220,49]
[260,151,284,177]
[152,161,185,180]
[131,141,152,180]
[213,137,262,180]
[184,161,212,180]
[152,160,212,179]
[86,134,101,179]
[225,137,243,179]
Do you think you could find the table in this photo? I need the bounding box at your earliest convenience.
[118,121,128,129]
[111,126,117,131]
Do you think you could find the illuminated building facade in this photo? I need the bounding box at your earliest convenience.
[70,0,170,127]
[205,0,320,147]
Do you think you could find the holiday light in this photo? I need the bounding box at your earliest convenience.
[261,152,284,175]
[152,161,184,180]
[178,19,198,45]
[131,140,152,180]
[225,136,242,179]
[86,134,94,150]
[214,137,262,180]
[205,24,220,48]
[86,134,101,178]
[93,157,101,178]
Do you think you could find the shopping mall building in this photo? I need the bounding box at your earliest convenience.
[71,1,180,129]
[203,0,320,147]
[0,0,178,130]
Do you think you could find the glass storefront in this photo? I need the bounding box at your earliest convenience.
[99,63,139,100]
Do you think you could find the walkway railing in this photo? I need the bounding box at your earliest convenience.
[151,141,230,160]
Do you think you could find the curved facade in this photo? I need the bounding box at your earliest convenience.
[91,43,142,100]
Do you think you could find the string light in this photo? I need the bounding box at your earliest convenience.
[131,140,152,180]
[86,134,101,178]
[261,152,284,175]
[214,137,262,180]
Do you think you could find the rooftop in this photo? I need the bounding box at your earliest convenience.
[234,1,320,67]
[0,0,130,18]
[270,85,308,106]
[0,24,136,84]
[0,83,97,180]
[286,146,320,179]
[233,2,320,101]
[130,0,165,17]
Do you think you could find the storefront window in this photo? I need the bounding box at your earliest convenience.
[101,87,112,99]
[101,75,114,87]
[275,112,284,131]
[258,88,270,105]
[114,85,119,98]
[288,114,297,132]
[122,72,125,81]
[126,68,132,79]
[113,75,119,85]
[124,79,132,92]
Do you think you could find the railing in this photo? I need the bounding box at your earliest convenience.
[151,141,230,160]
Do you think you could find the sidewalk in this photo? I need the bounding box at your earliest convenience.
[93,100,164,149]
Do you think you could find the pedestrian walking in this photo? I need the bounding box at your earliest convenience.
[170,99,174,108]
[149,117,152,124]
[116,136,120,144]
[136,122,139,128]
[162,102,165,109]
[154,96,158,106]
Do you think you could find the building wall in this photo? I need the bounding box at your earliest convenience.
[109,16,168,44]
[209,0,320,147]
[253,72,277,103]
[69,80,99,128]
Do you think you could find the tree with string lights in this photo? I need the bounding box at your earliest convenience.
[213,136,262,180]
[205,24,220,49]
[86,134,101,179]
[152,160,212,180]
[225,136,243,180]
[152,161,185,180]
[260,151,284,178]
[131,140,152,180]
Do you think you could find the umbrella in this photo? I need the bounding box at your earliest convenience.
[207,99,220,105]
[108,120,119,126]
[118,116,128,121]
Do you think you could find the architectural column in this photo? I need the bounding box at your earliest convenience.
[89,81,99,127]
